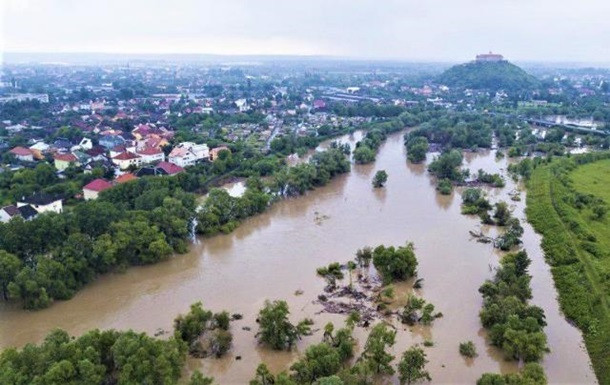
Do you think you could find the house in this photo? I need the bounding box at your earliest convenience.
[83,178,113,200]
[136,147,165,164]
[112,151,142,170]
[156,161,185,175]
[209,146,230,161]
[116,172,137,184]
[71,138,93,152]
[9,147,34,162]
[29,142,50,159]
[0,205,20,223]
[168,142,209,167]
[18,193,63,214]
[235,99,250,112]
[52,138,73,151]
[99,135,126,150]
[54,153,79,171]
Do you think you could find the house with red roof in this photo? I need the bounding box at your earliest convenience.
[116,173,138,184]
[156,161,185,175]
[9,147,34,162]
[136,146,165,164]
[54,153,79,171]
[83,178,113,200]
[112,151,142,170]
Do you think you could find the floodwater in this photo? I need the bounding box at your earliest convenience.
[0,131,596,384]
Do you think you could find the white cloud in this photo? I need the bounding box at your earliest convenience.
[1,0,609,62]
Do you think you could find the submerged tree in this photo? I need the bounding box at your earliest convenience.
[359,323,396,375]
[398,346,431,385]
[372,170,388,188]
[256,300,313,350]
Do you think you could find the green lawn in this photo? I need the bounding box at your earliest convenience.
[526,155,610,385]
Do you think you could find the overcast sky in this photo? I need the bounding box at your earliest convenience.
[1,0,609,62]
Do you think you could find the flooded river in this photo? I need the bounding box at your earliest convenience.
[0,131,596,384]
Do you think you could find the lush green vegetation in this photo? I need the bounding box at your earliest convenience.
[372,170,388,188]
[404,135,429,163]
[458,341,477,358]
[525,153,610,384]
[477,363,547,385]
[0,178,196,309]
[406,112,495,150]
[428,149,466,194]
[255,300,313,350]
[476,169,505,188]
[372,243,418,284]
[173,302,233,358]
[249,320,431,385]
[0,328,187,385]
[438,60,540,92]
[478,250,549,381]
[400,294,442,326]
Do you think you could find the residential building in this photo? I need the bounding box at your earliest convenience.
[54,153,79,171]
[168,142,209,167]
[0,205,20,223]
[116,173,138,184]
[9,147,34,162]
[136,147,165,164]
[83,178,113,200]
[18,193,63,214]
[112,151,142,170]
[156,161,185,175]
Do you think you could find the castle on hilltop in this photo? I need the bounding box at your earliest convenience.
[475,52,504,62]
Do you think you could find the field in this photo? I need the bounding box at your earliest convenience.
[526,155,610,384]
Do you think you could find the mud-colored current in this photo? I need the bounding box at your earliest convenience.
[0,131,596,384]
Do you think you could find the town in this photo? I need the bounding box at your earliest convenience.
[1,56,608,222]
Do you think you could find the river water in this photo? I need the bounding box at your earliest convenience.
[0,131,596,384]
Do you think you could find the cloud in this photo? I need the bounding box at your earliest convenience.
[1,0,609,62]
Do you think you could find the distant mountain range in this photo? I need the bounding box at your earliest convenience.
[437,59,540,91]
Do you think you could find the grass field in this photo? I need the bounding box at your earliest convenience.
[526,155,610,385]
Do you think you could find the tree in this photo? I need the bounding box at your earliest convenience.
[353,146,376,164]
[189,370,215,385]
[405,136,429,163]
[355,247,372,267]
[291,343,342,383]
[459,341,477,358]
[174,302,213,344]
[398,346,431,385]
[493,202,511,226]
[256,300,312,350]
[0,250,21,300]
[372,243,418,284]
[372,170,388,188]
[360,323,396,375]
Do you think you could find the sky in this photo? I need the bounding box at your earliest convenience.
[1,0,609,62]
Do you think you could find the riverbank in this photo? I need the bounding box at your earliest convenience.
[526,154,610,385]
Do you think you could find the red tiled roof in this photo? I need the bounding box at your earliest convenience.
[83,178,113,192]
[113,152,140,160]
[116,173,137,183]
[10,146,32,156]
[137,147,163,155]
[157,161,184,175]
[54,153,78,162]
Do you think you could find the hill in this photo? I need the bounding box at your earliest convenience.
[438,60,539,91]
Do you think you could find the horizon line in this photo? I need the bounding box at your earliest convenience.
[2,51,610,66]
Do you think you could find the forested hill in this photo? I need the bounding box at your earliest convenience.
[437,60,540,91]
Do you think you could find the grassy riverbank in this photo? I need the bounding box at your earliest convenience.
[526,154,610,384]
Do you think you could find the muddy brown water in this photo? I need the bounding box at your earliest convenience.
[0,131,596,384]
